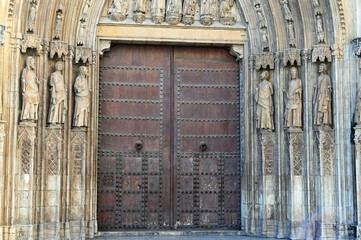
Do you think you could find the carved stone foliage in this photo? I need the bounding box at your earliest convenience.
[319,130,334,176]
[75,46,93,64]
[26,1,38,33]
[283,48,301,66]
[20,56,40,123]
[48,61,67,125]
[219,0,236,26]
[21,34,41,54]
[45,128,62,175]
[312,45,332,63]
[73,66,90,128]
[284,67,302,129]
[108,0,129,22]
[71,130,86,175]
[313,63,332,128]
[49,41,68,59]
[289,131,304,176]
[254,0,269,52]
[256,53,274,70]
[261,131,275,175]
[18,125,36,175]
[256,71,274,131]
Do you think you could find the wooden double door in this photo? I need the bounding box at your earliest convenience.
[98,44,241,230]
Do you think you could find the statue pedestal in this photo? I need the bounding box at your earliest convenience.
[287,128,306,239]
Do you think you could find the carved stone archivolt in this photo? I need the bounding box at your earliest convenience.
[20,56,40,123]
[313,63,332,128]
[256,71,274,131]
[284,67,302,129]
[73,66,90,128]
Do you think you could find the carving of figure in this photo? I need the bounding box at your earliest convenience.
[151,0,166,23]
[134,0,147,13]
[48,61,67,125]
[108,0,129,21]
[256,70,274,131]
[200,0,217,25]
[54,11,63,39]
[27,3,37,32]
[77,22,86,45]
[284,67,302,129]
[255,3,266,28]
[81,0,91,20]
[355,88,361,125]
[288,21,295,47]
[166,0,182,24]
[313,63,332,127]
[313,0,320,7]
[261,27,269,51]
[220,0,236,25]
[21,56,40,122]
[182,0,197,24]
[73,66,90,127]
[316,14,325,43]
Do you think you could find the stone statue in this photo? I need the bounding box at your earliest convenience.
[54,11,63,39]
[73,66,90,127]
[108,0,129,21]
[133,0,147,23]
[21,56,40,122]
[151,0,166,24]
[27,3,37,32]
[166,0,182,25]
[261,27,269,51]
[355,87,361,125]
[48,61,67,125]
[200,0,217,26]
[313,63,332,128]
[316,14,325,43]
[288,21,295,47]
[77,22,86,45]
[256,70,274,131]
[182,0,197,25]
[284,67,302,129]
[220,0,236,25]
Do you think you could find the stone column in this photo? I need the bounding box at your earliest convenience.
[16,124,36,239]
[317,129,336,239]
[260,130,277,238]
[43,126,62,238]
[354,126,361,239]
[288,129,306,239]
[0,121,6,238]
[69,129,87,239]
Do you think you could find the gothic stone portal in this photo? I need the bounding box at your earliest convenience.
[97,45,241,230]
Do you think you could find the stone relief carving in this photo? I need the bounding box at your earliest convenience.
[319,130,334,176]
[49,41,68,59]
[200,0,217,26]
[316,14,325,43]
[220,0,236,26]
[48,61,67,125]
[283,48,301,66]
[75,46,93,64]
[289,131,304,176]
[81,0,91,21]
[27,2,37,32]
[355,87,361,125]
[166,0,182,25]
[312,45,332,63]
[256,53,274,70]
[71,130,86,175]
[254,1,269,52]
[261,28,269,52]
[254,1,266,28]
[45,128,62,175]
[313,63,332,128]
[256,71,274,131]
[151,0,166,24]
[108,0,129,22]
[21,34,42,54]
[134,0,147,23]
[0,25,4,45]
[53,11,63,40]
[99,40,111,56]
[281,0,296,47]
[331,44,344,59]
[182,0,197,25]
[261,132,275,175]
[284,67,302,129]
[77,22,86,46]
[73,66,90,128]
[20,56,40,123]
[18,125,36,175]
[229,45,243,61]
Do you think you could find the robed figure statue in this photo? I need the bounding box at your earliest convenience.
[284,67,302,129]
[48,61,67,125]
[73,66,90,127]
[313,63,332,127]
[256,70,274,131]
[21,56,40,122]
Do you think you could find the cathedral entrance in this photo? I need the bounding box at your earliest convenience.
[97,44,241,230]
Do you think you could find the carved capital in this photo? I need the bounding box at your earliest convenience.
[312,45,332,63]
[75,46,92,64]
[49,40,68,59]
[256,53,274,70]
[353,38,361,58]
[21,34,41,54]
[283,48,301,66]
[99,40,111,57]
[229,45,244,61]
[331,44,344,59]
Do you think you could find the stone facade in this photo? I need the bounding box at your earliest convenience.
[0,0,360,239]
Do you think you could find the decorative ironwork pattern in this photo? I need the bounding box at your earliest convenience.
[175,67,241,229]
[98,65,164,230]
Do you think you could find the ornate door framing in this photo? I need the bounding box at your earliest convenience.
[97,44,244,231]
